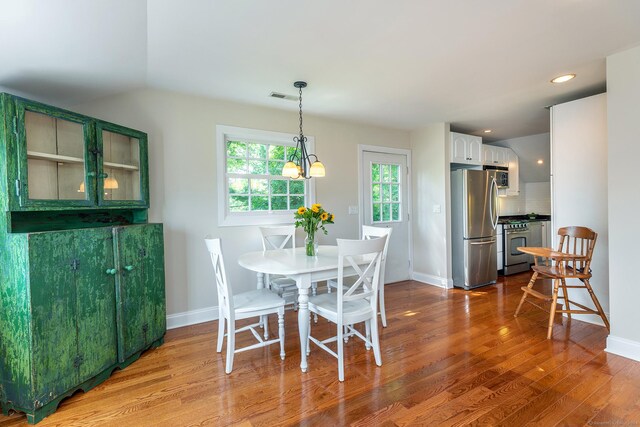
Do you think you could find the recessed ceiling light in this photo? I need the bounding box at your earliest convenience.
[537,159,544,164]
[551,74,576,84]
[483,129,492,133]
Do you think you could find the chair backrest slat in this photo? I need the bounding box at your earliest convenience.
[259,225,296,250]
[555,226,597,276]
[336,237,386,315]
[205,237,233,315]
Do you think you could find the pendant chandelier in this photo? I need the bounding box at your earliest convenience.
[282,81,325,179]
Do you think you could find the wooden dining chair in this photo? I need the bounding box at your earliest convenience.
[514,226,610,339]
[259,225,299,309]
[327,225,392,327]
[205,237,286,374]
[307,236,387,382]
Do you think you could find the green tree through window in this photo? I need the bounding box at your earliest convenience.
[225,139,306,213]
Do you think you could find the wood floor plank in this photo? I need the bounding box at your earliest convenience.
[1,273,637,426]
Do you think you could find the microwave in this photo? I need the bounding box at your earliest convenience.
[484,165,509,188]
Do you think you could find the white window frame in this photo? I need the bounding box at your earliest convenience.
[216,125,316,227]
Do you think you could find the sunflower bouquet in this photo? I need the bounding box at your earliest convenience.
[294,203,335,256]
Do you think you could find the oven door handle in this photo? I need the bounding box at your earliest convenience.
[506,230,529,235]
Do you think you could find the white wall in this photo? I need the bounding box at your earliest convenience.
[499,181,551,216]
[409,123,451,287]
[492,133,551,183]
[606,45,640,360]
[550,93,609,326]
[74,88,410,327]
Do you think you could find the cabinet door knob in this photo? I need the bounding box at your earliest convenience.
[99,172,109,179]
[106,268,117,275]
[124,265,134,271]
[87,172,96,177]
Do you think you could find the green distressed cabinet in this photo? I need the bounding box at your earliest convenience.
[0,94,165,424]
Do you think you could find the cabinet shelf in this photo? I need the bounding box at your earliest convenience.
[27,151,140,171]
[27,151,84,165]
[103,161,139,171]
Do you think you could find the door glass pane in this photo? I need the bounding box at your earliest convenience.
[25,111,87,200]
[102,130,141,201]
[371,161,402,223]
[382,204,391,221]
[372,204,381,222]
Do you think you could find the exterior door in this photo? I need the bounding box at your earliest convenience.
[113,224,166,362]
[362,150,410,283]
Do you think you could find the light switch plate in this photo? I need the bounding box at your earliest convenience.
[432,205,441,213]
[348,205,359,215]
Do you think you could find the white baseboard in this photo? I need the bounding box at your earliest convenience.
[166,306,219,330]
[411,272,452,289]
[606,335,640,362]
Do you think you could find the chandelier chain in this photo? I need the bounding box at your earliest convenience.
[298,85,304,139]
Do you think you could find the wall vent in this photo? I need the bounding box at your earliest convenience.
[269,92,296,101]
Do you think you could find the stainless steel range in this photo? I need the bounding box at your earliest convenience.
[503,222,531,275]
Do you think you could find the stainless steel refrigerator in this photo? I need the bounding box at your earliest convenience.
[451,169,498,289]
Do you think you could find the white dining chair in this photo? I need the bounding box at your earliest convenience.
[205,237,286,374]
[327,225,392,327]
[259,225,299,309]
[307,236,387,382]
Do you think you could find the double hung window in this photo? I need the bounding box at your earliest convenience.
[217,126,314,226]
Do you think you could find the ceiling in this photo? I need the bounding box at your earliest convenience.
[2,0,640,141]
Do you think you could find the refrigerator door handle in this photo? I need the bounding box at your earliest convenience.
[470,240,497,245]
[490,178,498,230]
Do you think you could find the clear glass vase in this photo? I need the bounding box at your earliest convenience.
[305,233,318,256]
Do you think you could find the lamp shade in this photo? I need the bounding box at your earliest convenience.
[104,176,119,189]
[309,161,325,177]
[282,161,299,178]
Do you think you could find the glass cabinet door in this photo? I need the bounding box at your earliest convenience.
[16,100,95,208]
[96,122,149,207]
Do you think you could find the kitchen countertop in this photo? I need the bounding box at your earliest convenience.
[498,214,551,224]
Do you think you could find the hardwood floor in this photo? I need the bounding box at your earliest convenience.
[2,272,639,426]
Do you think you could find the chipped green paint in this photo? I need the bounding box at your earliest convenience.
[114,224,166,362]
[0,93,166,424]
[0,93,150,211]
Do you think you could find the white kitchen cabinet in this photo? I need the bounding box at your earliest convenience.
[482,145,509,167]
[505,150,520,196]
[451,132,482,165]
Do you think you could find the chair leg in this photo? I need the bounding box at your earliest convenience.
[337,321,345,382]
[379,284,387,327]
[216,312,225,353]
[306,313,311,356]
[560,278,571,319]
[226,319,235,374]
[365,320,371,350]
[370,315,382,367]
[515,271,538,317]
[278,309,285,360]
[263,314,269,340]
[583,279,611,331]
[547,279,560,339]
